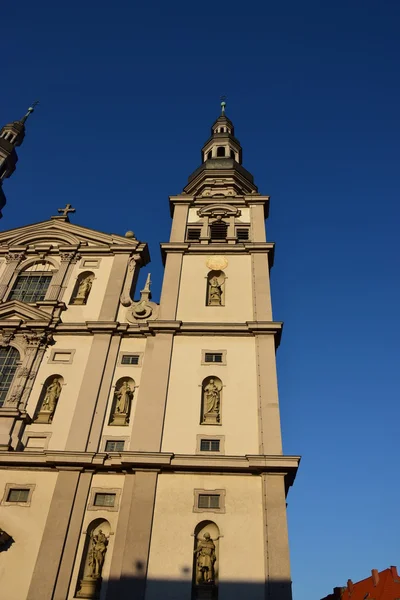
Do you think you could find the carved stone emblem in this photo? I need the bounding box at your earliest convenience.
[206,256,228,271]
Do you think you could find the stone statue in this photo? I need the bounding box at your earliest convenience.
[73,275,93,305]
[208,276,222,306]
[194,532,216,584]
[110,380,134,425]
[88,529,108,579]
[41,379,61,413]
[202,378,221,423]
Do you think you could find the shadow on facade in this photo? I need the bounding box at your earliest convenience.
[105,573,293,600]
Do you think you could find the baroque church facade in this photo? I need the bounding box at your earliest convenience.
[0,105,299,600]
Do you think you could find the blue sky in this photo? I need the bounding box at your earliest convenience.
[1,1,399,598]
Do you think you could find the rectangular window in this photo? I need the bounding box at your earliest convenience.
[200,439,220,452]
[198,494,220,509]
[204,352,223,363]
[7,488,30,503]
[237,228,249,241]
[105,440,125,452]
[94,493,116,507]
[52,352,72,363]
[187,228,201,241]
[121,354,140,365]
[9,273,52,303]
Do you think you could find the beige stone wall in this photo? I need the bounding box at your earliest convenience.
[162,336,259,455]
[62,256,114,322]
[0,470,57,600]
[24,335,94,450]
[67,473,126,599]
[100,337,148,448]
[147,473,265,597]
[176,254,254,322]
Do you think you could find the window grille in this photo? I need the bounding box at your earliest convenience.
[237,228,249,241]
[105,440,125,452]
[204,352,223,364]
[210,220,228,241]
[7,488,29,503]
[200,439,220,452]
[198,494,220,509]
[0,346,19,406]
[121,354,140,365]
[9,272,52,303]
[187,228,201,241]
[94,493,116,507]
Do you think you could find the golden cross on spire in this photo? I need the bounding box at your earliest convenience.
[57,203,76,218]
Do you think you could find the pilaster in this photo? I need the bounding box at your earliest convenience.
[0,252,24,300]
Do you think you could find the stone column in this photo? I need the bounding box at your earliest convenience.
[200,216,210,243]
[27,470,81,600]
[106,471,158,600]
[261,474,293,600]
[0,252,25,301]
[46,252,77,300]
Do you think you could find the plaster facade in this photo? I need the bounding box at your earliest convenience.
[0,108,299,600]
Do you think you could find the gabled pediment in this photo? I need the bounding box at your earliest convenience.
[0,300,52,323]
[0,218,143,250]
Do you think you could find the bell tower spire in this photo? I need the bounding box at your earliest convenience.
[0,102,38,218]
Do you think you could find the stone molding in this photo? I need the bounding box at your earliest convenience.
[0,450,300,487]
[193,488,226,513]
[87,487,122,512]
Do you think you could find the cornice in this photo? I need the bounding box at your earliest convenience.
[0,450,300,489]
[160,241,275,266]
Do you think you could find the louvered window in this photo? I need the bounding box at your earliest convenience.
[210,220,228,241]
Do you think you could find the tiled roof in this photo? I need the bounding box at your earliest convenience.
[321,567,400,600]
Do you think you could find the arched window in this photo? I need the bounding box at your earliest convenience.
[193,520,220,592]
[70,272,94,305]
[207,151,212,160]
[230,150,235,159]
[8,262,54,303]
[0,346,20,407]
[210,220,228,241]
[216,147,225,157]
[109,377,135,426]
[201,376,222,424]
[76,518,110,598]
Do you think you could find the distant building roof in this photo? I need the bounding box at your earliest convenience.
[321,567,400,600]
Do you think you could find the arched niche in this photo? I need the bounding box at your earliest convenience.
[35,374,63,424]
[70,271,95,305]
[109,377,135,426]
[193,520,220,597]
[206,271,225,307]
[201,376,222,425]
[76,518,111,599]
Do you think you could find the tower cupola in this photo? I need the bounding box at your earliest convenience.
[201,101,242,163]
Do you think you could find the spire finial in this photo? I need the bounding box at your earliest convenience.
[20,101,39,125]
[220,95,227,115]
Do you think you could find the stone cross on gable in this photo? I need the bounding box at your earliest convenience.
[57,204,76,218]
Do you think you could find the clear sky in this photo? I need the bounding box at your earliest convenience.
[1,1,399,598]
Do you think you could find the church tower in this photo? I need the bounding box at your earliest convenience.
[0,103,37,218]
[0,104,299,600]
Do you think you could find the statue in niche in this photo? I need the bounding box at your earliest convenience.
[208,276,222,306]
[88,529,108,579]
[35,377,62,424]
[72,274,93,305]
[202,378,221,424]
[194,532,216,585]
[110,380,134,426]
[76,524,110,599]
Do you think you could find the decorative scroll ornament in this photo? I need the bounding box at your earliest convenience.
[206,256,228,271]
[126,273,158,322]
[0,330,14,347]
